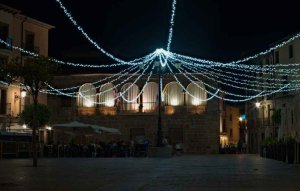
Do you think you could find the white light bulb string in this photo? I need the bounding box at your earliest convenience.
[78,61,155,105]
[46,60,153,98]
[172,54,300,76]
[0,38,155,68]
[45,64,139,93]
[175,63,294,102]
[166,62,219,102]
[167,0,177,52]
[55,0,126,63]
[183,64,300,91]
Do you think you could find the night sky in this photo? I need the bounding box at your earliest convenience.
[2,0,300,65]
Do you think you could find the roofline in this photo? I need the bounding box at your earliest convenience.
[269,32,299,47]
[0,4,55,30]
[16,14,55,30]
[0,4,21,14]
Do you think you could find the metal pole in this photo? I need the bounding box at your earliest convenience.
[157,62,163,147]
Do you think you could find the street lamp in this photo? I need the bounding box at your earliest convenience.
[157,61,163,147]
[14,89,27,115]
[255,102,261,108]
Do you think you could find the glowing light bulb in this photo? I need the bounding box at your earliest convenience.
[85,100,93,107]
[255,102,261,108]
[105,100,114,107]
[192,98,202,106]
[170,98,179,106]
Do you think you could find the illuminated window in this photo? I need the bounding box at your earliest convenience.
[77,83,96,107]
[164,82,184,106]
[120,83,139,111]
[99,83,115,107]
[186,81,207,106]
[143,82,158,112]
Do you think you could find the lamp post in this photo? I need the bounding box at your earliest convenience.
[14,89,27,115]
[157,61,163,147]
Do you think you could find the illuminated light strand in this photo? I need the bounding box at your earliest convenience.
[47,60,153,98]
[45,64,139,93]
[172,55,300,77]
[46,63,142,95]
[55,0,125,63]
[184,64,300,90]
[180,63,296,96]
[169,56,300,90]
[79,62,155,105]
[55,0,300,70]
[160,76,163,101]
[166,62,219,101]
[175,63,295,101]
[168,60,258,98]
[167,0,177,51]
[121,66,154,103]
[172,54,300,76]
[171,54,300,77]
[0,38,155,68]
[44,66,140,96]
[50,52,155,68]
[183,65,294,94]
[169,60,274,98]
[172,33,300,66]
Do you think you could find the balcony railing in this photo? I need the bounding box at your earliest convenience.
[0,37,12,51]
[22,43,40,55]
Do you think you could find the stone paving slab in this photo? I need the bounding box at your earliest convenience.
[0,155,300,191]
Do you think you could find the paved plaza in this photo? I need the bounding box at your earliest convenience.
[0,155,300,191]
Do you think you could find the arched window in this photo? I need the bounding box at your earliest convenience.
[77,83,96,107]
[120,83,139,111]
[186,81,207,106]
[143,82,158,112]
[163,82,184,106]
[99,83,115,107]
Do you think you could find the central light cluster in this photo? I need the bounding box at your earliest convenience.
[0,0,299,103]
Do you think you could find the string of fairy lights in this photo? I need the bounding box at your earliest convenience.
[1,0,300,104]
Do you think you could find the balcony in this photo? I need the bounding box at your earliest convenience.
[0,37,12,51]
[22,43,40,55]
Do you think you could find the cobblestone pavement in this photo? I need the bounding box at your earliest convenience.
[0,155,300,191]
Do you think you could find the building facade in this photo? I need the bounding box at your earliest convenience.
[247,35,300,154]
[220,105,240,148]
[47,73,222,153]
[0,4,54,131]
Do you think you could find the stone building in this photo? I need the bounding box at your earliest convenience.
[48,73,221,154]
[220,105,240,148]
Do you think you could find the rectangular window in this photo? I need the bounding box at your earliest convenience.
[25,31,35,52]
[0,22,10,50]
[289,45,293,58]
[0,55,8,81]
[291,110,294,125]
[275,51,279,63]
[0,89,7,115]
[229,114,232,121]
[230,128,233,138]
[223,118,226,132]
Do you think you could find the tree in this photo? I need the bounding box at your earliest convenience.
[0,56,57,167]
[272,109,281,125]
[21,104,51,127]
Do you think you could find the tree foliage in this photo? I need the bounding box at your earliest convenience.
[21,104,51,128]
[0,56,57,167]
[272,109,281,125]
[0,56,57,93]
